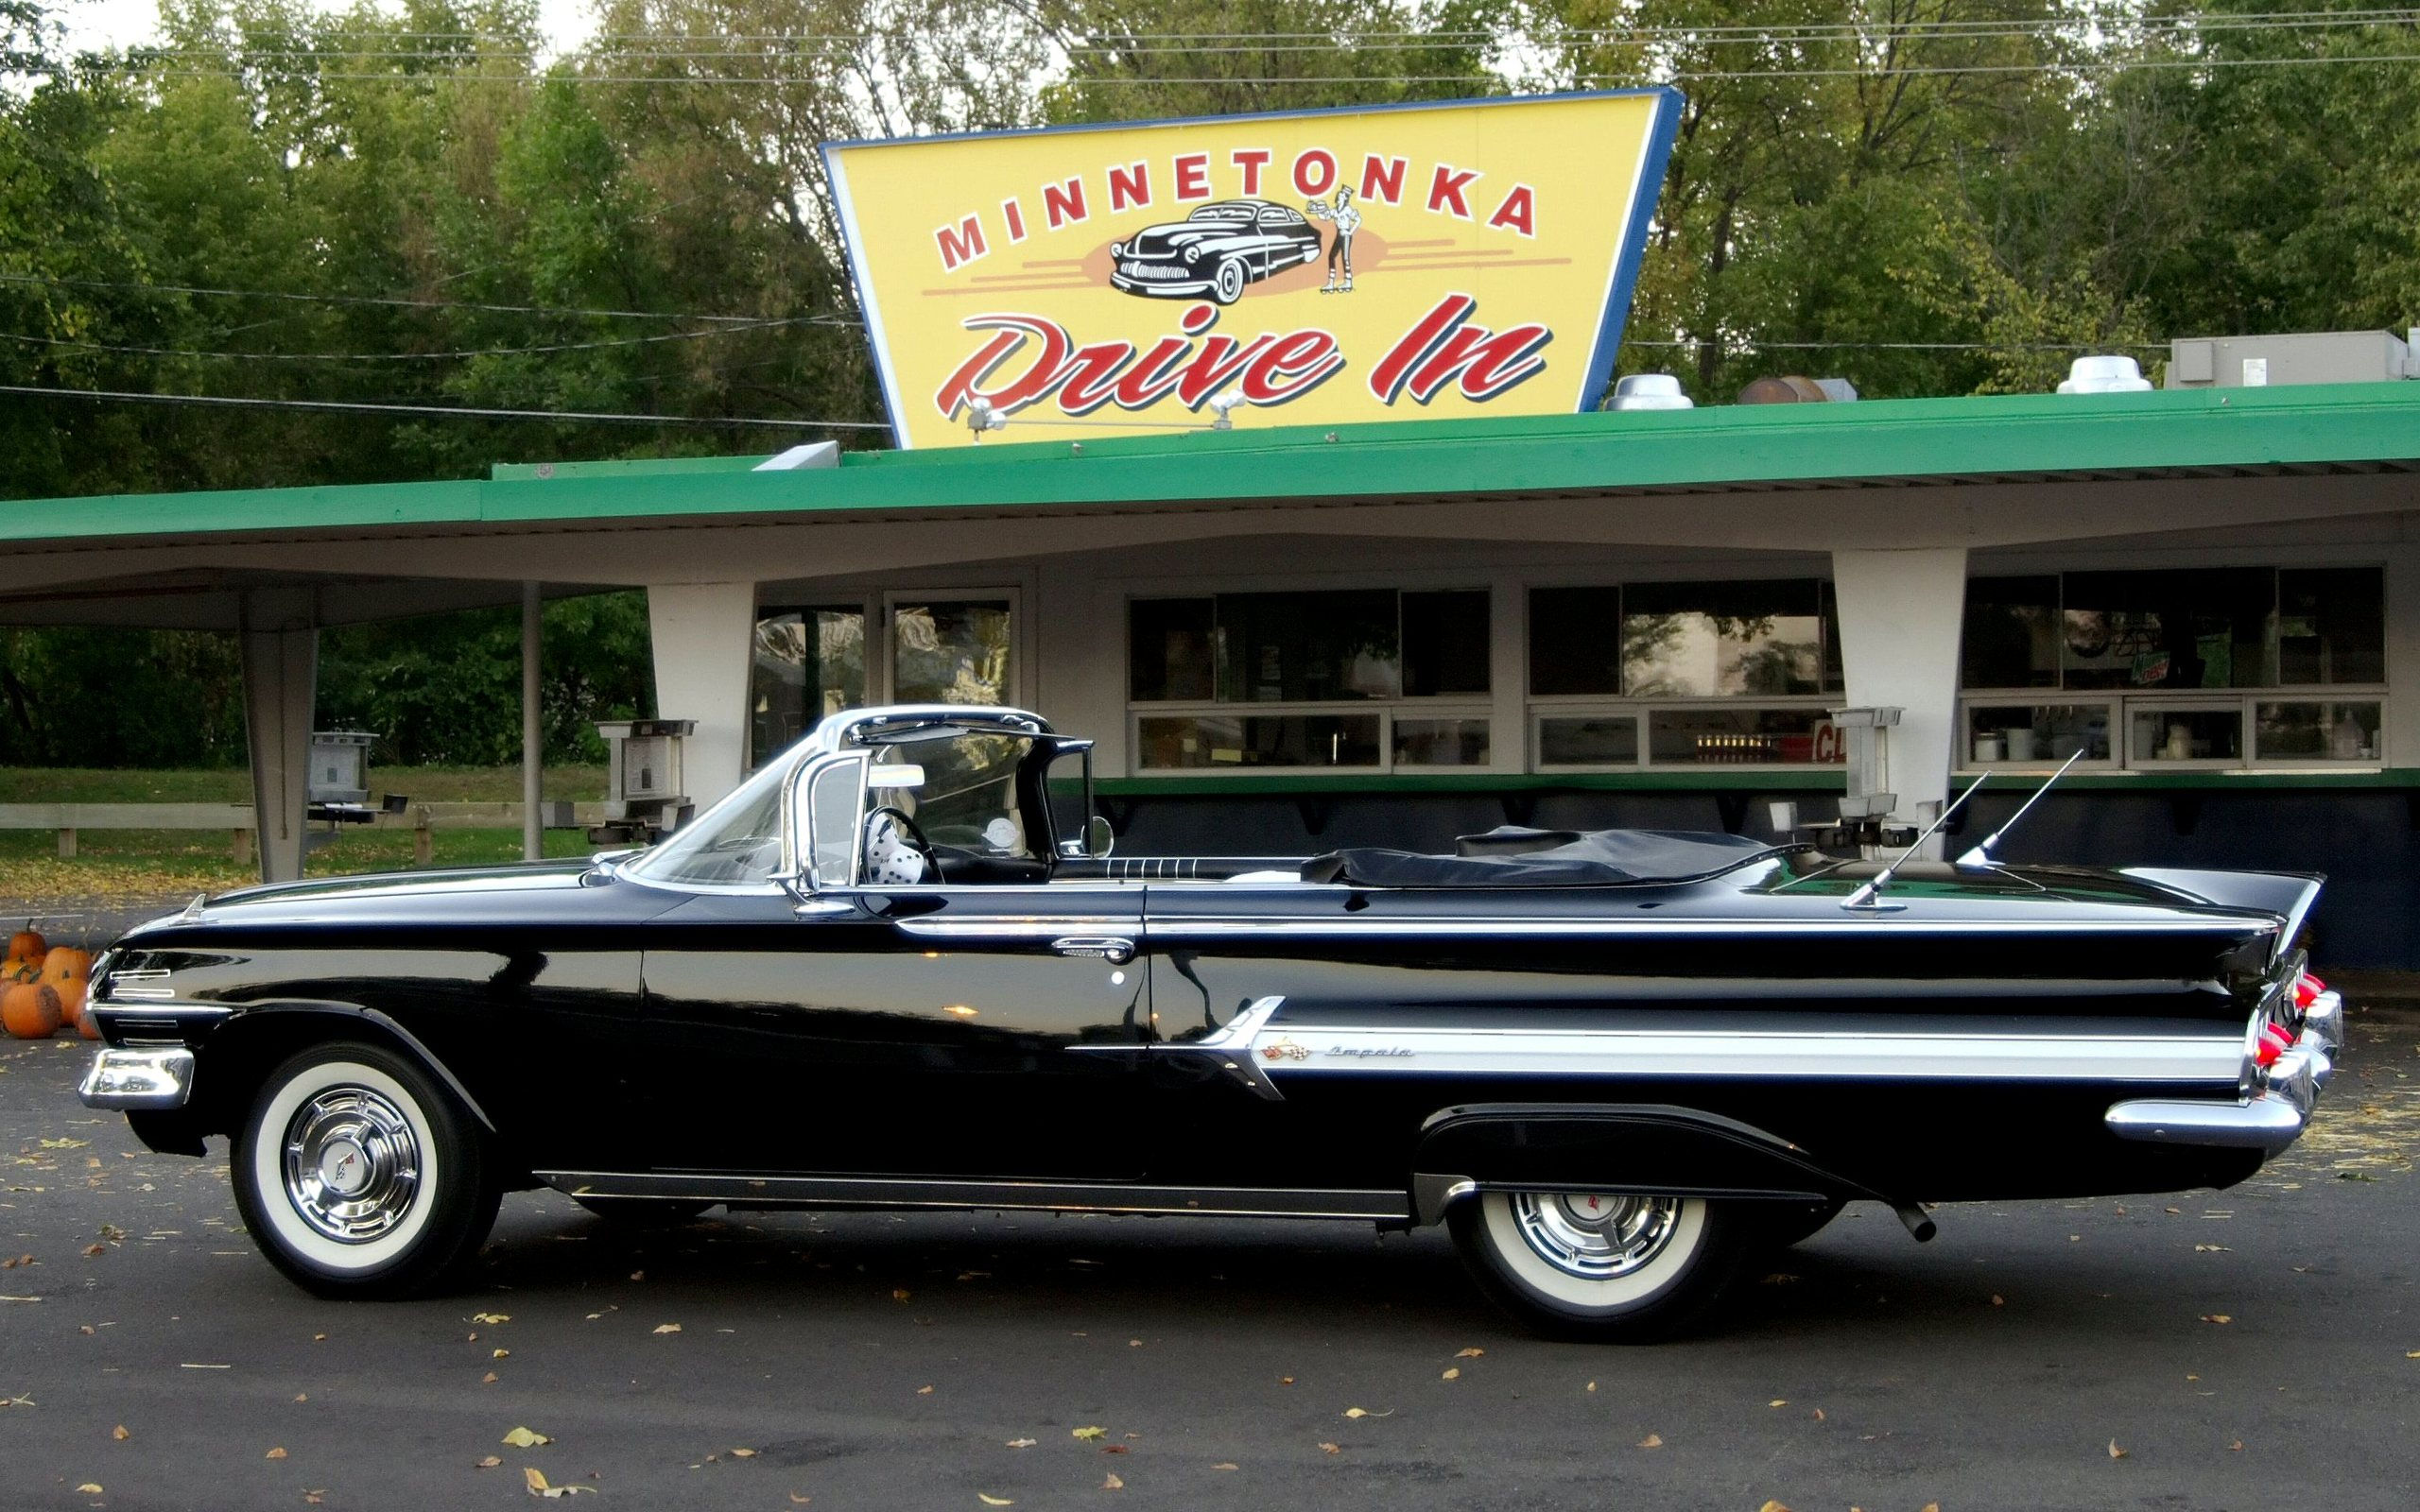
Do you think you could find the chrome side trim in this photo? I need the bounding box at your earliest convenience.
[2105,1093,2307,1152]
[897,918,1144,941]
[87,1002,233,1029]
[1146,918,2266,939]
[1069,995,1290,1099]
[537,1170,1409,1222]
[78,1047,196,1110]
[1242,1023,2243,1084]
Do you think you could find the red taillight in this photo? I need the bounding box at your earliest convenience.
[2293,971,2325,1009]
[2255,1022,2296,1068]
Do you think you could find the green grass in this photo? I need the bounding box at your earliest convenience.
[0,765,609,804]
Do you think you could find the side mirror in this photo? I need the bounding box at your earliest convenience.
[1085,814,1115,859]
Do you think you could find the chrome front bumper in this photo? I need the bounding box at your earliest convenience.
[2105,989,2342,1155]
[78,1047,196,1110]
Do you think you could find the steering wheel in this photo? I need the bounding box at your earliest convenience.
[863,805,942,885]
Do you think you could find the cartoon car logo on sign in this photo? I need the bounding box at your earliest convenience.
[1109,199,1322,305]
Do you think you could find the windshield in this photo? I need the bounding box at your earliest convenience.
[1189,204,1254,221]
[624,754,791,886]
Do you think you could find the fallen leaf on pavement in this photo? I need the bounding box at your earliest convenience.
[1760,1502,1791,1512]
[1585,1382,1597,1392]
[1441,1368,1460,1381]
[1811,1409,1825,1421]
[731,1449,757,1458]
[1005,1438,1035,1450]
[917,1386,933,1396]
[1100,1444,1128,1455]
[524,1467,592,1498]
[111,1426,127,1441]
[482,1373,499,1385]
[652,1324,682,1335]
[266,1448,288,1460]
[76,1485,101,1495]
[1212,1464,1238,1471]
[473,1313,510,1325]
[1318,1442,1340,1455]
[977,1496,1013,1506]
[1343,1408,1367,1418]
[890,1289,911,1302]
[1769,1399,1789,1407]
[790,1496,811,1505]
[2108,1439,2129,1459]
[477,1457,502,1469]
[2201,1314,2233,1324]
[1454,1348,1483,1359]
[1637,1434,1663,1449]
[1103,1472,1124,1490]
[502,1426,553,1448]
[2229,1439,2244,1452]
[1073,1427,1106,1441]
[493,1349,510,1359]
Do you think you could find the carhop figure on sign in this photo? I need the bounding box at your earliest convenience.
[1306,186,1360,293]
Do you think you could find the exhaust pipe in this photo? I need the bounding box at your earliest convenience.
[1892,1200,1937,1243]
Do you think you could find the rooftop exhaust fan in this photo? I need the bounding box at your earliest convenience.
[2056,354,2152,394]
[1608,374,1694,410]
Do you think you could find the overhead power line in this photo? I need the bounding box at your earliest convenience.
[0,384,890,430]
[115,49,2420,86]
[0,272,862,328]
[0,318,828,364]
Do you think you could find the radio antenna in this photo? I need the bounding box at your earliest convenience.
[1841,771,1991,912]
[1956,748,2085,867]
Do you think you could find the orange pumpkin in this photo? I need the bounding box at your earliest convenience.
[1,982,62,1039]
[78,1003,100,1040]
[40,950,90,1036]
[7,929,44,962]
[0,956,36,986]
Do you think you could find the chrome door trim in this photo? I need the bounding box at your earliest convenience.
[1143,917,2268,938]
[1068,994,1288,1100]
[537,1169,1409,1222]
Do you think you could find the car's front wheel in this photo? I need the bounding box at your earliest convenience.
[1447,1189,1750,1342]
[1210,258,1246,304]
[231,1040,499,1299]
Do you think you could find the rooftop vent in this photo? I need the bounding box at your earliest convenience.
[2167,329,2416,388]
[2057,355,2152,394]
[1737,375,1858,404]
[1609,374,1693,411]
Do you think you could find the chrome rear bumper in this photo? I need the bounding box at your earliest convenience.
[78,1047,196,1110]
[2106,990,2342,1155]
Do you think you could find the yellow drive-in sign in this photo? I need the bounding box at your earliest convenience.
[823,90,1682,448]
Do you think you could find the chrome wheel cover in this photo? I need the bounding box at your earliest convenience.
[1508,1192,1685,1280]
[281,1086,424,1245]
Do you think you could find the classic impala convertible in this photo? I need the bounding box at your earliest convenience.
[77,706,2343,1339]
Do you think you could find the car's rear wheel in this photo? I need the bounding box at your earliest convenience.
[1211,258,1246,304]
[1447,1189,1751,1342]
[231,1040,499,1299]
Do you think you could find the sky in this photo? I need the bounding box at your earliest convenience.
[54,0,599,59]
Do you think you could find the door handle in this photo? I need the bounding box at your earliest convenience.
[1051,936,1135,965]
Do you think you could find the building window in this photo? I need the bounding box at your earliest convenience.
[1129,589,1491,772]
[1961,566,2387,770]
[892,595,1015,706]
[1529,579,1843,769]
[752,607,867,765]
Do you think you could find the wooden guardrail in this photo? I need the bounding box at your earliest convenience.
[0,800,608,866]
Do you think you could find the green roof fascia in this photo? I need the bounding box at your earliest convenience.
[9,380,2420,546]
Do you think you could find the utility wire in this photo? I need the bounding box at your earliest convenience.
[114,50,2420,84]
[0,319,826,364]
[0,272,862,327]
[0,384,890,430]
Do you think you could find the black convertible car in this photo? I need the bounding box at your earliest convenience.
[1110,199,1322,305]
[78,705,2342,1340]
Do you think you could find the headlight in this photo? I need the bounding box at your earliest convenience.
[1111,242,1124,257]
[1183,246,1200,264]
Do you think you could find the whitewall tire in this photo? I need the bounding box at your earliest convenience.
[1448,1190,1750,1342]
[232,1041,499,1298]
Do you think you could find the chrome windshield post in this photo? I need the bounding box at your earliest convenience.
[783,751,871,914]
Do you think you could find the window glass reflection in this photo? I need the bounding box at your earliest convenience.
[752,607,866,766]
[893,599,1013,705]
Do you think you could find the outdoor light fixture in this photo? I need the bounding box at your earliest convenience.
[1208,393,1247,430]
[966,399,1010,440]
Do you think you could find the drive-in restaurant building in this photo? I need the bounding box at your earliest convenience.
[7,92,2420,964]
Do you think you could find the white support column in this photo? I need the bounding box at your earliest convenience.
[238,588,319,884]
[522,582,543,862]
[1830,547,1969,855]
[648,581,757,810]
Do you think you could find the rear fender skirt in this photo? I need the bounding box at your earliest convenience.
[197,1000,498,1135]
[1410,1102,1888,1225]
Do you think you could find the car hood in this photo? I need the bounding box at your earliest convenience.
[112,860,671,943]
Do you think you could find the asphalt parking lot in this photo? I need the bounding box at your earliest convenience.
[3,1002,2416,1512]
